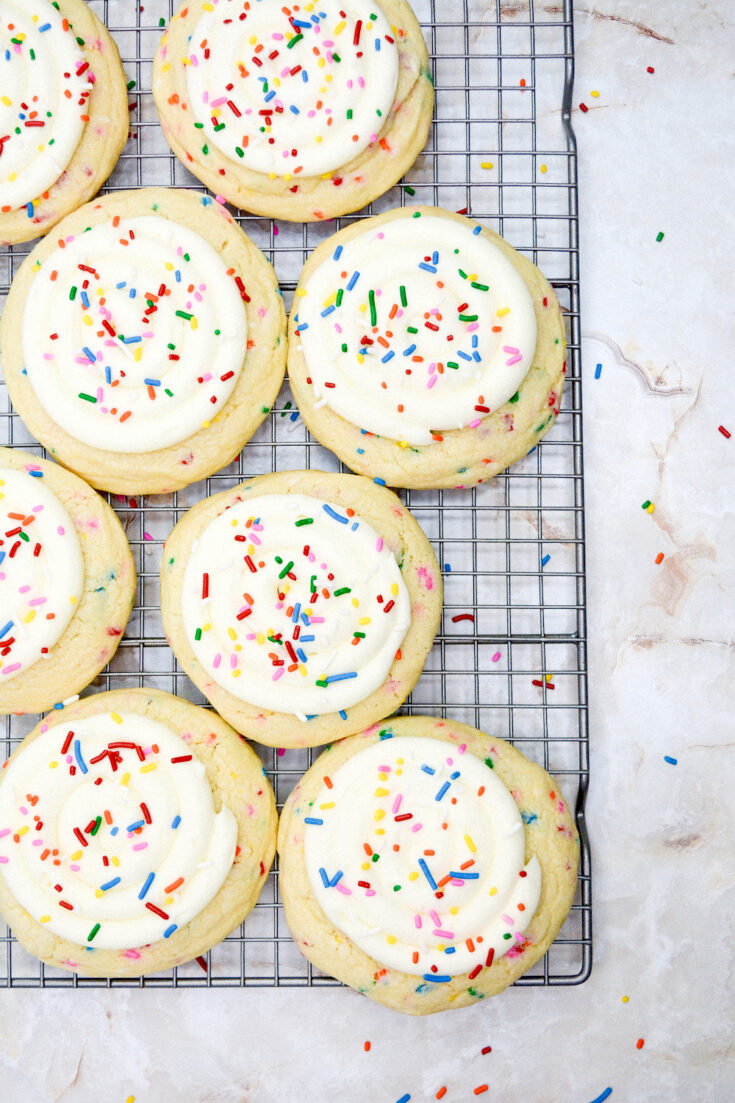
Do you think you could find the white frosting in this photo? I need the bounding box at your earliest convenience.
[22,214,248,454]
[304,735,541,978]
[0,464,83,683]
[185,0,399,178]
[0,0,92,211]
[0,712,237,950]
[295,213,539,445]
[181,492,411,715]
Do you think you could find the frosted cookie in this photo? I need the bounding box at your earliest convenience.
[152,0,433,221]
[0,447,135,716]
[288,206,567,489]
[278,716,579,1014]
[0,688,277,977]
[0,187,286,495]
[161,470,441,749]
[0,0,129,246]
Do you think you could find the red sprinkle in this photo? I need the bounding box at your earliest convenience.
[451,613,475,623]
[579,102,588,112]
[718,425,731,438]
[647,66,655,73]
[636,1038,645,1049]
[481,1045,492,1055]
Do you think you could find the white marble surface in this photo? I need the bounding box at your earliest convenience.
[2,2,734,1100]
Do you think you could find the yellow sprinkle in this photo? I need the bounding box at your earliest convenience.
[232,669,242,678]
[95,889,104,898]
[545,672,553,683]
[496,307,510,317]
[351,597,359,608]
[622,995,629,1003]
[334,19,346,34]
[284,173,292,182]
[0,96,11,107]
[374,809,385,821]
[230,518,238,526]
[374,828,385,836]
[397,440,410,449]
[450,907,459,915]
[321,171,332,180]
[23,610,36,624]
[139,763,157,774]
[299,663,307,677]
[391,583,399,596]
[386,935,396,944]
[361,861,370,870]
[464,833,476,853]
[268,172,277,180]
[71,850,82,861]
[134,347,142,362]
[378,772,388,781]
[203,622,211,632]
[234,644,242,652]
[69,595,77,605]
[111,856,120,867]
[256,633,265,645]
[121,772,130,786]
[227,627,237,641]
[489,886,498,896]
[358,617,371,626]
[126,1097,136,1103]
[296,287,308,298]
[646,502,655,513]
[17,825,29,836]
[590,90,600,98]
[481,161,494,169]
[39,915,52,923]
[111,712,123,724]
[82,314,92,326]
[49,761,58,769]
[408,871,419,881]
[374,788,389,797]
[319,802,335,810]
[165,261,174,271]
[540,163,547,173]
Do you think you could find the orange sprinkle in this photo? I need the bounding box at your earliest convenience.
[363,1041,371,1052]
[164,877,184,894]
[436,1090,447,1101]
[655,552,664,564]
[474,1088,489,1096]
[636,1038,645,1049]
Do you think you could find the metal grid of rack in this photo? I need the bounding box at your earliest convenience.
[0,0,591,988]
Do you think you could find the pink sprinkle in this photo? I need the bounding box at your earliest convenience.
[230,654,238,669]
[132,842,148,851]
[213,653,222,669]
[515,931,525,943]
[501,914,515,925]
[0,856,8,864]
[427,375,438,389]
[210,96,227,107]
[411,822,423,832]
[392,794,402,813]
[414,915,422,929]
[0,829,11,838]
[365,889,376,897]
[69,864,80,871]
[143,532,153,542]
[492,652,501,662]
[458,743,467,754]
[57,527,65,535]
[1,664,21,675]
[31,839,43,846]
[432,929,455,939]
[272,668,285,682]
[28,597,47,607]
[469,418,482,429]
[335,883,352,896]
[430,910,442,926]
[376,537,384,553]
[121,949,141,960]
[505,354,523,366]
[277,748,285,757]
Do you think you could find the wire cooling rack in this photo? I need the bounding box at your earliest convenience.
[0,0,590,988]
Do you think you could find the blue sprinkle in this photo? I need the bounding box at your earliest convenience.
[432,251,439,264]
[418,262,437,273]
[449,771,460,780]
[300,634,315,643]
[292,603,301,624]
[38,22,51,31]
[73,740,88,775]
[521,812,538,825]
[381,351,395,363]
[26,202,33,218]
[105,366,112,384]
[418,858,437,890]
[588,1091,613,1103]
[351,521,359,531]
[594,362,602,379]
[304,817,324,826]
[100,876,121,892]
[346,270,360,291]
[373,477,386,486]
[356,448,365,454]
[319,867,330,887]
[297,648,308,663]
[541,554,551,567]
[323,503,348,524]
[473,351,482,363]
[664,755,678,765]
[333,245,343,261]
[423,974,451,983]
[110,826,119,836]
[472,334,478,348]
[444,563,451,572]
[305,714,318,721]
[171,815,181,829]
[264,90,276,102]
[128,288,136,298]
[126,820,145,833]
[396,1096,411,1103]
[163,924,178,938]
[121,335,141,344]
[116,281,127,289]
[329,870,343,887]
[435,781,451,801]
[420,764,435,775]
[0,621,13,640]
[300,612,311,627]
[302,70,308,82]
[175,270,181,282]
[28,470,43,478]
[296,322,309,333]
[80,291,90,308]
[53,702,64,710]
[292,17,311,27]
[82,346,96,364]
[143,378,161,387]
[379,730,394,740]
[321,305,336,318]
[339,710,348,720]
[403,344,417,356]
[473,225,482,235]
[324,672,357,684]
[444,946,456,953]
[457,350,472,361]
[290,410,299,421]
[448,871,480,880]
[290,105,300,114]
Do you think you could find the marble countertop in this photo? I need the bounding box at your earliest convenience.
[2,2,733,1100]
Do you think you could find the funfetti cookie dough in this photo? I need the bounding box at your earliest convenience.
[288,206,567,489]
[0,187,286,494]
[161,469,442,749]
[0,0,129,245]
[0,448,135,716]
[153,0,433,221]
[0,688,277,976]
[278,716,579,1014]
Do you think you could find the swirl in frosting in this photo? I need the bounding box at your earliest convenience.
[303,734,541,979]
[0,0,93,212]
[181,492,411,716]
[22,213,249,453]
[0,464,83,683]
[184,0,399,179]
[293,212,539,445]
[0,711,237,949]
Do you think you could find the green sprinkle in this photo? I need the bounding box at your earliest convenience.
[353,632,366,639]
[175,310,193,320]
[458,314,478,322]
[127,79,136,91]
[235,146,245,158]
[484,757,494,769]
[334,587,351,597]
[405,186,416,196]
[89,816,102,837]
[641,500,651,510]
[369,289,377,326]
[400,285,407,307]
[446,362,459,370]
[195,628,202,641]
[78,393,97,403]
[656,231,664,242]
[87,923,101,942]
[295,518,313,527]
[341,343,348,352]
[346,109,353,120]
[407,326,418,335]
[471,282,489,291]
[261,406,271,414]
[371,853,380,862]
[287,33,303,48]
[202,144,209,155]
[509,391,520,403]
[165,389,173,398]
[412,211,422,218]
[393,885,401,892]
[278,561,294,579]
[336,288,343,307]
[69,286,77,301]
